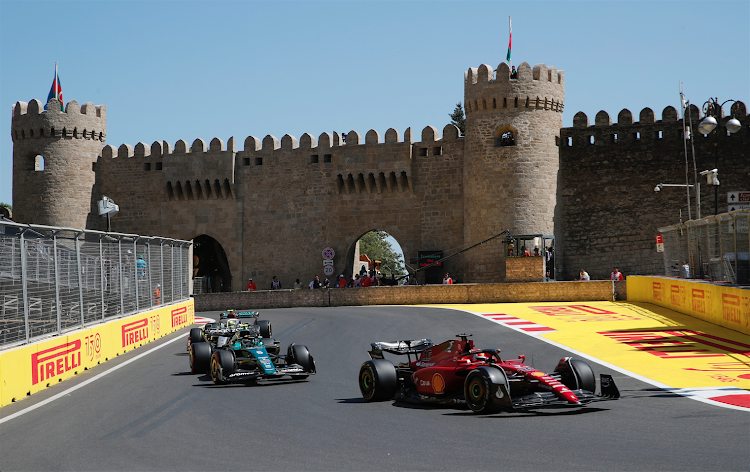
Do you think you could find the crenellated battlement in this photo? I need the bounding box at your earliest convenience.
[464,61,565,115]
[11,98,106,142]
[560,101,748,147]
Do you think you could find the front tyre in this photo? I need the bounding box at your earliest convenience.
[359,359,397,401]
[190,342,211,374]
[210,350,236,385]
[464,369,495,414]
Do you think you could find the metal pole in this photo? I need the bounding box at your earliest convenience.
[717,217,723,280]
[171,243,174,302]
[134,239,139,312]
[178,243,184,300]
[20,230,30,343]
[53,233,61,335]
[147,242,152,308]
[160,240,164,304]
[99,236,105,320]
[75,233,85,326]
[713,102,719,216]
[733,214,738,280]
[118,238,124,316]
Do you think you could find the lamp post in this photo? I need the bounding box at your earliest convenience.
[698,98,742,215]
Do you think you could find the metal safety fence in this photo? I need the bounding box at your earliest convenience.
[0,220,191,349]
[659,209,750,284]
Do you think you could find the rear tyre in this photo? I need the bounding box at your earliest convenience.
[210,350,236,385]
[189,328,203,344]
[190,342,211,374]
[359,359,397,401]
[257,320,272,338]
[464,369,496,414]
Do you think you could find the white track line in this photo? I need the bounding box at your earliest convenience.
[0,333,185,425]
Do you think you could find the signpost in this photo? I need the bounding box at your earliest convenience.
[727,191,750,203]
[655,235,664,253]
[323,247,335,277]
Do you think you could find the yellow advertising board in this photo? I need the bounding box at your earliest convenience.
[0,300,193,408]
[627,276,750,335]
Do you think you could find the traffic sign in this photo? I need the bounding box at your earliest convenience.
[728,219,748,234]
[727,204,750,212]
[322,247,335,260]
[655,235,664,253]
[727,191,750,203]
[323,264,335,276]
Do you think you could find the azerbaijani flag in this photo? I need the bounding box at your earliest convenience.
[506,17,512,65]
[46,63,63,111]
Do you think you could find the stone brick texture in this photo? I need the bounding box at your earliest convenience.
[193,280,625,311]
[506,256,545,282]
[558,102,749,281]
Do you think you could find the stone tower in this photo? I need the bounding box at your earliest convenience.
[11,98,106,229]
[462,61,565,282]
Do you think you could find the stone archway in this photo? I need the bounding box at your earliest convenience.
[344,229,407,286]
[193,234,232,292]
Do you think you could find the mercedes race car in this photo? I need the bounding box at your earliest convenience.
[188,312,315,385]
[358,334,619,413]
[187,310,275,354]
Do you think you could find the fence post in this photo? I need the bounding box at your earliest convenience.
[178,243,183,300]
[171,243,174,302]
[75,232,85,327]
[20,230,30,343]
[134,238,140,313]
[99,235,105,320]
[147,241,153,308]
[53,232,61,334]
[118,238,125,317]
[160,240,164,304]
[717,218,723,281]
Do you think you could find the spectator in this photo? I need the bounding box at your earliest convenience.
[309,275,321,289]
[322,277,330,288]
[271,276,282,290]
[137,254,147,278]
[153,284,161,305]
[579,270,590,281]
[534,247,540,256]
[442,273,453,284]
[524,248,531,257]
[682,262,691,279]
[361,273,372,287]
[338,274,347,288]
[294,278,303,289]
[354,274,362,287]
[193,255,200,278]
[511,66,518,79]
[247,278,257,291]
[610,267,624,281]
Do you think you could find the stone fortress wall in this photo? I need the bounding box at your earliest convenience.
[11,59,748,291]
[11,98,106,230]
[558,102,749,280]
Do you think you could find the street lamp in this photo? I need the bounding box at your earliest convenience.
[699,98,741,215]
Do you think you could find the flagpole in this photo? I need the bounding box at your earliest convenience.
[55,62,58,103]
[508,17,512,70]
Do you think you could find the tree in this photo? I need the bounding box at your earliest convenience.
[449,102,465,136]
[0,202,10,210]
[358,230,406,276]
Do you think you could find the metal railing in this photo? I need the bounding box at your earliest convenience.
[0,220,191,349]
[659,209,750,284]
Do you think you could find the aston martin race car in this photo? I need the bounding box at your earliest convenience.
[187,310,275,355]
[358,334,619,413]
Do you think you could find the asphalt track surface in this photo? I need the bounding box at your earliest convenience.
[1,305,748,472]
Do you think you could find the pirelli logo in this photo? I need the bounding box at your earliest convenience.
[652,282,663,302]
[122,318,149,347]
[722,294,741,324]
[32,340,82,385]
[171,306,188,328]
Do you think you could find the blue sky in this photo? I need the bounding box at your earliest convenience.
[1,0,748,209]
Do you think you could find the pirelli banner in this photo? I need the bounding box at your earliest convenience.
[627,276,749,336]
[0,300,193,408]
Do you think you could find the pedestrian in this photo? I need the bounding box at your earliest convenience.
[361,273,372,287]
[322,277,330,288]
[442,273,453,284]
[610,267,624,281]
[153,284,161,305]
[682,262,690,279]
[353,274,362,287]
[247,278,257,291]
[338,274,347,288]
[271,276,282,290]
[579,269,590,281]
[309,275,321,289]
[294,278,303,289]
[524,248,531,257]
[137,254,147,278]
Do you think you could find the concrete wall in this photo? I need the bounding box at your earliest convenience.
[193,280,625,311]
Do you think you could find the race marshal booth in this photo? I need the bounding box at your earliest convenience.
[505,234,554,283]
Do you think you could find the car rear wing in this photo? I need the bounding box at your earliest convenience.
[235,311,260,319]
[369,339,433,359]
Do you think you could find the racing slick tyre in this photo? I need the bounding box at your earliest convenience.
[359,359,397,401]
[257,320,272,338]
[464,368,500,414]
[558,359,596,393]
[287,344,315,372]
[190,342,211,374]
[189,328,203,344]
[210,350,236,385]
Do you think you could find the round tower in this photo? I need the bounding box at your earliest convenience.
[11,98,106,229]
[462,61,565,282]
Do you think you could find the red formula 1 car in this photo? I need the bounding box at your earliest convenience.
[358,334,619,413]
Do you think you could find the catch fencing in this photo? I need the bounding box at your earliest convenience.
[0,220,191,349]
[659,209,750,284]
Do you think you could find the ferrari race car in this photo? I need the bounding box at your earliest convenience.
[188,311,315,385]
[358,334,619,414]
